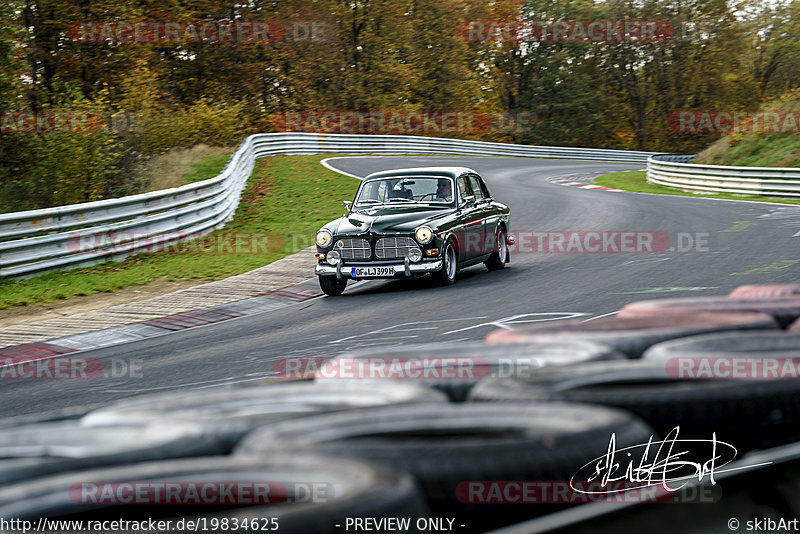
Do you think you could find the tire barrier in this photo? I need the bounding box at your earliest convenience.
[617,296,800,328]
[0,421,224,484]
[468,359,800,453]
[313,340,624,401]
[0,456,429,534]
[2,284,799,530]
[643,330,800,365]
[0,404,105,429]
[82,381,446,451]
[235,402,656,531]
[730,283,800,298]
[483,311,778,358]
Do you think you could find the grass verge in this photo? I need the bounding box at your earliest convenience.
[0,155,358,310]
[593,170,800,206]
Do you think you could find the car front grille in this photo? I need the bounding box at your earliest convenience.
[335,238,371,260]
[375,237,418,259]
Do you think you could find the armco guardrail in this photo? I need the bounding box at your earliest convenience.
[0,133,656,278]
[647,153,800,197]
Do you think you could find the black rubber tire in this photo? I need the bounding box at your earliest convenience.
[484,227,508,271]
[468,359,800,453]
[82,381,446,450]
[0,421,224,484]
[318,275,347,296]
[618,296,800,328]
[643,331,800,364]
[730,283,800,298]
[434,240,457,286]
[484,311,779,359]
[315,340,624,401]
[235,402,656,530]
[0,404,105,429]
[0,456,429,533]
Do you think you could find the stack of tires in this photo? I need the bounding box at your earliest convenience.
[3,283,800,532]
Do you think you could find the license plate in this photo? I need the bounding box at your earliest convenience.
[351,266,395,278]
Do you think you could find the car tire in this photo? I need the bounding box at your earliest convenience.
[235,402,657,530]
[434,240,457,286]
[617,296,800,328]
[0,421,224,484]
[484,311,779,359]
[730,283,800,298]
[0,456,429,533]
[315,340,624,402]
[642,330,800,364]
[484,227,508,271]
[318,275,347,296]
[82,381,446,451]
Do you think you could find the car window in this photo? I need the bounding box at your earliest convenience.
[457,176,473,202]
[477,175,491,198]
[356,177,454,204]
[467,175,485,200]
[358,180,389,202]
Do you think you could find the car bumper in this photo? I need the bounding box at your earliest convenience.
[316,260,443,278]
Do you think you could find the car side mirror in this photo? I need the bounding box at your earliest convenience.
[343,200,353,213]
[461,195,476,207]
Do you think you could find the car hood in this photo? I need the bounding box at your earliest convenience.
[330,205,451,236]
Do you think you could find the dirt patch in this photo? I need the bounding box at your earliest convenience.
[138,144,236,192]
[0,277,205,328]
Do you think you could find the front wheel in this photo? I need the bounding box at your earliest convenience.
[319,275,348,296]
[485,228,508,271]
[434,241,457,286]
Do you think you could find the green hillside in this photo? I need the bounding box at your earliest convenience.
[694,90,800,167]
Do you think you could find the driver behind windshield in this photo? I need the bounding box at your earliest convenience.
[435,179,453,202]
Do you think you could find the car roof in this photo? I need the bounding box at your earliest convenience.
[363,167,478,181]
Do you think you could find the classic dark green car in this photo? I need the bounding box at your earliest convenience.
[314,167,512,295]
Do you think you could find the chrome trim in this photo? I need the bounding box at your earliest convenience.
[335,238,371,260]
[375,236,417,259]
[316,260,443,278]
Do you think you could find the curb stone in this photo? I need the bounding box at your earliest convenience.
[0,247,322,355]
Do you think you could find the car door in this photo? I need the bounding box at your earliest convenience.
[466,173,494,257]
[456,174,484,261]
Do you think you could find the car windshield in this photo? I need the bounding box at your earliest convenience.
[355,177,454,205]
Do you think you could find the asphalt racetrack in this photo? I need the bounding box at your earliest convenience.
[6,156,800,416]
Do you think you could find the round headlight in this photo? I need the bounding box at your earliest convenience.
[407,247,423,262]
[316,229,333,247]
[415,226,433,244]
[326,250,341,265]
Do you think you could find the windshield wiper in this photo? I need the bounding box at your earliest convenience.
[387,198,416,203]
[355,199,384,205]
